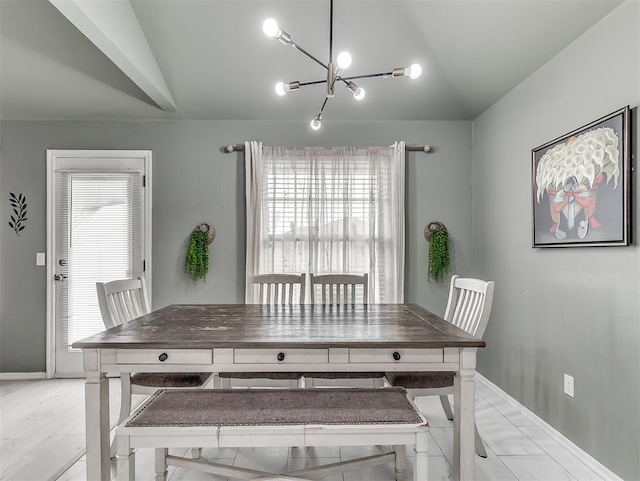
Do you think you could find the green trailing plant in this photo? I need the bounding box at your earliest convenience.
[185,229,209,280]
[428,226,450,282]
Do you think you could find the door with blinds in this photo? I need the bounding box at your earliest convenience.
[46,150,151,377]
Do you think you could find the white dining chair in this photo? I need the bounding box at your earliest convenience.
[251,273,307,305]
[96,277,214,458]
[384,274,495,457]
[216,274,306,389]
[309,273,368,305]
[304,273,384,388]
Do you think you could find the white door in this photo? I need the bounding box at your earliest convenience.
[46,150,152,378]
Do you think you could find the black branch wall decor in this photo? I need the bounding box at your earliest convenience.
[8,192,28,236]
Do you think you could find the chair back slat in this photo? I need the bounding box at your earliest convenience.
[310,274,368,305]
[250,274,306,305]
[444,275,495,337]
[96,277,150,329]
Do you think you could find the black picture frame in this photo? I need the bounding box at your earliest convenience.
[532,106,631,247]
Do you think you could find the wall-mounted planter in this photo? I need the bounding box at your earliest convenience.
[424,221,449,282]
[185,223,215,280]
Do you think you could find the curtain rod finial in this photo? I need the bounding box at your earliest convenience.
[423,145,432,153]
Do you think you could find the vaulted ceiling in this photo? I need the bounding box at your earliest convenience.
[0,0,622,122]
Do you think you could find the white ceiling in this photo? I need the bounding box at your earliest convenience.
[0,0,622,122]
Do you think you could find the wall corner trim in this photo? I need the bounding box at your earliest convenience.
[475,373,624,481]
[0,372,47,381]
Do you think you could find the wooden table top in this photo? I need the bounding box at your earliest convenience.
[72,304,486,350]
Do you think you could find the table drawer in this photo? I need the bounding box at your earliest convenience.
[349,348,443,363]
[116,349,212,365]
[234,349,328,364]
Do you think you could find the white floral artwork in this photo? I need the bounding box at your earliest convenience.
[532,107,629,247]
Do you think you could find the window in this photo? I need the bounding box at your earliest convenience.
[246,142,405,303]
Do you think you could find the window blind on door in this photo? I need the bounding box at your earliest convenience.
[56,172,144,349]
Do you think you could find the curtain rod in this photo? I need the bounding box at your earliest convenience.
[223,144,432,153]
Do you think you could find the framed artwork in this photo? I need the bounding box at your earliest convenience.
[532,106,630,247]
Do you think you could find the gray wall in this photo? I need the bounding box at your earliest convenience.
[0,119,473,372]
[471,2,639,479]
[2,2,638,478]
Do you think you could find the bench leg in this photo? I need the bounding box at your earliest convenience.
[116,435,135,481]
[394,445,406,477]
[413,431,428,481]
[155,448,168,481]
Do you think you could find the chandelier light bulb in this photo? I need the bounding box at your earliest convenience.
[409,63,422,79]
[347,81,365,100]
[275,82,286,96]
[263,18,279,37]
[336,51,352,70]
[310,116,322,130]
[275,81,300,96]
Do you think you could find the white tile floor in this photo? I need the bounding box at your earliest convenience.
[56,383,608,481]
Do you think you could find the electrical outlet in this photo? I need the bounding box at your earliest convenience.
[564,374,574,397]
[36,252,46,266]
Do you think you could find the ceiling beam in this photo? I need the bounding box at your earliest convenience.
[49,0,177,112]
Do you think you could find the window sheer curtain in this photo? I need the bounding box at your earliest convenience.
[245,141,405,303]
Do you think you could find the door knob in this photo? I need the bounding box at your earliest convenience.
[53,274,67,281]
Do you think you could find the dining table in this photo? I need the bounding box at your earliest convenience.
[72,303,486,481]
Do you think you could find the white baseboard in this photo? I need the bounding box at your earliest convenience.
[0,372,47,381]
[475,373,623,481]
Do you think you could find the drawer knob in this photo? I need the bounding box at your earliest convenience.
[158,353,168,362]
[392,351,401,361]
[277,352,286,362]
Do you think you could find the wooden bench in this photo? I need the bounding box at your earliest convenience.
[115,387,429,481]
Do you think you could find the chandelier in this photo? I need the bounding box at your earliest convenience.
[262,0,422,130]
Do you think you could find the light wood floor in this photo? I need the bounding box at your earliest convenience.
[0,378,145,481]
[1,379,608,481]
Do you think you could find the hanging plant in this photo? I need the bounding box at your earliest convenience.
[425,222,450,282]
[185,226,211,280]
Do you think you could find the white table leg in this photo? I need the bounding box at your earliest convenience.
[453,348,477,481]
[84,350,110,481]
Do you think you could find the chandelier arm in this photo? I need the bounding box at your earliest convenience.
[318,96,330,116]
[299,80,328,87]
[329,69,340,91]
[329,0,334,63]
[291,42,330,71]
[339,71,394,81]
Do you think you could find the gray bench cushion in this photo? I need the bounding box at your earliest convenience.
[385,371,455,389]
[126,388,423,427]
[303,372,384,379]
[131,372,211,387]
[218,372,302,380]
